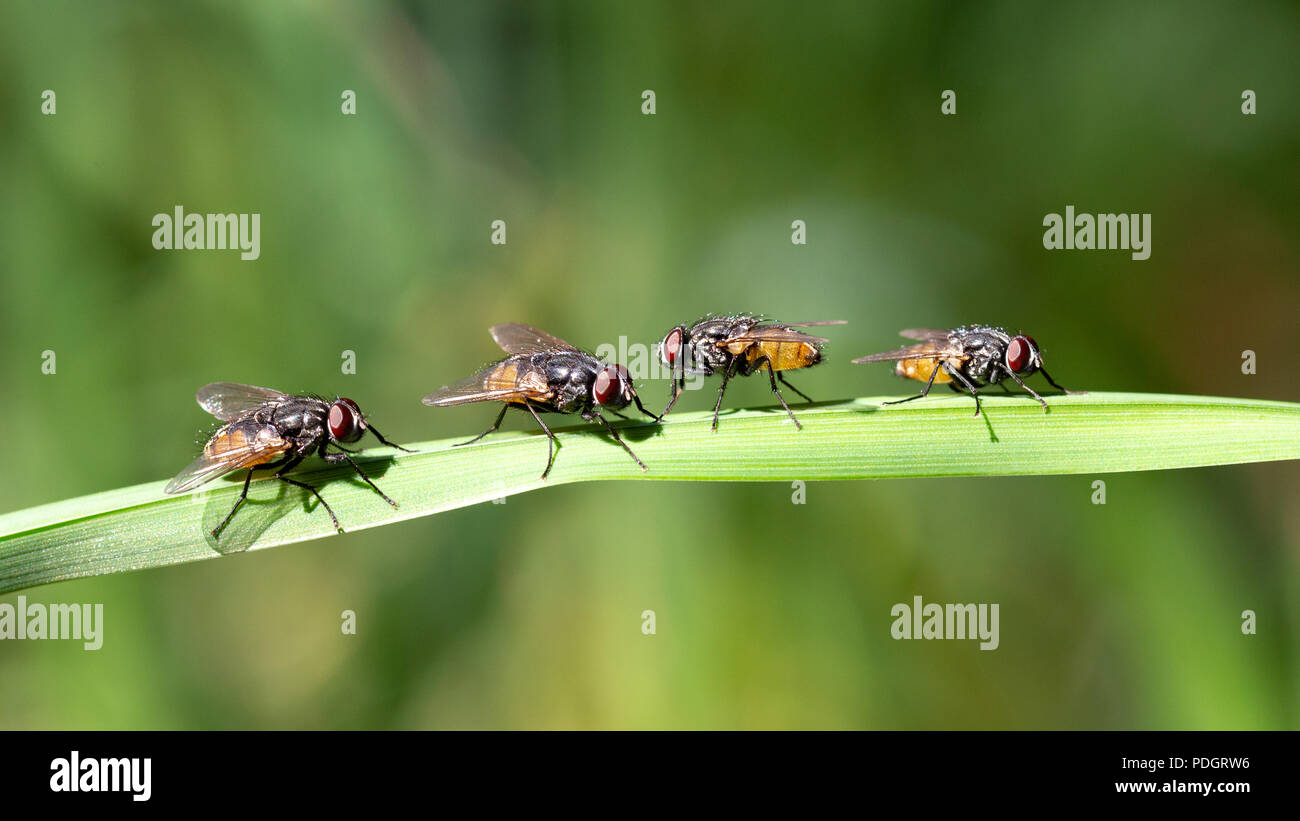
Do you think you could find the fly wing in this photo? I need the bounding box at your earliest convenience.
[852,342,962,364]
[489,323,576,355]
[728,325,832,346]
[781,320,848,328]
[421,361,552,407]
[196,382,291,421]
[164,425,291,494]
[898,328,952,342]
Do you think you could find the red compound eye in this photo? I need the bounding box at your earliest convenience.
[593,366,625,406]
[1006,336,1034,373]
[329,398,364,443]
[662,328,682,366]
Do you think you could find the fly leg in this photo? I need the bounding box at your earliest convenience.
[661,360,686,418]
[211,468,255,538]
[365,424,417,453]
[590,411,648,472]
[776,372,814,404]
[522,400,559,480]
[882,362,941,407]
[322,447,398,508]
[763,359,804,430]
[605,405,655,422]
[942,362,986,417]
[711,359,739,432]
[271,454,343,533]
[277,477,342,532]
[1039,367,1082,395]
[455,405,508,447]
[209,451,296,538]
[1003,369,1049,411]
[633,391,661,422]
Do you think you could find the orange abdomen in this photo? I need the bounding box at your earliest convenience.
[204,424,284,466]
[746,339,820,372]
[895,357,955,384]
[484,360,522,393]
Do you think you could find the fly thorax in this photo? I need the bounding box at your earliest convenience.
[255,425,282,446]
[689,339,726,374]
[967,350,998,383]
[555,388,587,413]
[554,369,591,412]
[291,404,327,439]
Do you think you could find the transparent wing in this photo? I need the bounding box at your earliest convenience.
[196,382,290,421]
[852,343,962,364]
[898,328,952,342]
[421,363,549,407]
[164,427,291,494]
[781,320,848,328]
[729,325,832,346]
[489,323,576,355]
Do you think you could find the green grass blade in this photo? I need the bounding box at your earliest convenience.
[2,392,1298,594]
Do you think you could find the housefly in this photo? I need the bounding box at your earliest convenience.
[852,326,1076,416]
[658,313,845,430]
[422,323,658,479]
[165,382,412,537]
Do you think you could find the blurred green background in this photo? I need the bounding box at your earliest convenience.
[1,1,1297,729]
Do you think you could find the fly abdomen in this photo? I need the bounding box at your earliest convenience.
[203,422,285,466]
[745,338,821,372]
[895,356,954,385]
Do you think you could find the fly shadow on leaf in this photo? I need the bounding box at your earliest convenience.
[200,454,398,555]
